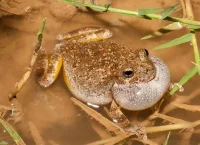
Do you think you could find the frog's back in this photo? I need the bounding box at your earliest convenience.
[61,40,135,105]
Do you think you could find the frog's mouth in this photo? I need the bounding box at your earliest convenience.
[112,56,170,111]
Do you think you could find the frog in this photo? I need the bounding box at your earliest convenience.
[35,26,170,112]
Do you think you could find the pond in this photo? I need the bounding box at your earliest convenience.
[0,0,200,144]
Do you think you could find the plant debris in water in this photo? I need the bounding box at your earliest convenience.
[138,8,163,15]
[153,33,192,50]
[0,141,8,145]
[161,4,180,19]
[0,0,200,145]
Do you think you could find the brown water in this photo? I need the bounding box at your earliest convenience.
[0,0,200,144]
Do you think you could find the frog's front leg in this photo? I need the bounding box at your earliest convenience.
[35,45,62,87]
[109,100,147,140]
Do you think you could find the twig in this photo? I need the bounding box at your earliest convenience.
[131,138,158,145]
[184,0,200,74]
[48,140,60,145]
[172,103,200,112]
[163,89,200,114]
[28,121,45,145]
[0,18,47,145]
[87,133,133,145]
[71,98,125,135]
[0,105,12,118]
[8,18,46,101]
[88,120,200,145]
[153,113,189,124]
[179,128,194,145]
[146,120,200,133]
[60,0,200,26]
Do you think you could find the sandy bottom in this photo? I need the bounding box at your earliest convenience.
[0,0,200,144]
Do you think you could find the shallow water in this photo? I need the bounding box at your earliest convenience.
[0,0,200,144]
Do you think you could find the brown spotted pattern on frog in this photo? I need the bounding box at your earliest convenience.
[35,27,170,111]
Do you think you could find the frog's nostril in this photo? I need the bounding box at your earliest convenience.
[123,69,134,78]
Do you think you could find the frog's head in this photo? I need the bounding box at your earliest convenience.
[112,48,170,111]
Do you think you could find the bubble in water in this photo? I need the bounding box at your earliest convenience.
[87,102,99,108]
[112,119,118,123]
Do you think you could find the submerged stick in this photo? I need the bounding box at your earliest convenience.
[163,89,200,114]
[28,121,45,145]
[0,18,47,145]
[172,103,200,112]
[8,18,46,101]
[71,97,125,135]
[132,138,158,145]
[184,0,200,74]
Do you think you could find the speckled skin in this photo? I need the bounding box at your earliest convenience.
[112,56,170,110]
[36,27,170,111]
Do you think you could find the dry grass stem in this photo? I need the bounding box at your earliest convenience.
[179,128,194,145]
[172,103,200,112]
[180,0,187,18]
[7,98,24,123]
[8,41,42,101]
[146,120,200,133]
[90,121,112,139]
[87,133,132,145]
[71,97,125,135]
[131,138,158,145]
[28,121,45,145]
[162,89,200,114]
[0,105,12,118]
[153,113,189,124]
[72,92,200,144]
[48,140,60,145]
[185,0,194,19]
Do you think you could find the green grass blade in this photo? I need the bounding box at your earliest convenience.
[37,18,47,42]
[163,131,171,145]
[187,25,200,30]
[161,4,180,19]
[60,0,200,26]
[138,8,163,15]
[141,22,184,40]
[153,33,192,50]
[0,118,22,143]
[170,66,198,95]
[0,141,8,145]
[191,32,200,75]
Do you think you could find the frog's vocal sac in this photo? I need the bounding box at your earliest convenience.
[35,27,170,111]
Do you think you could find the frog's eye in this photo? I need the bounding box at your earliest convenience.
[144,49,149,57]
[123,68,134,78]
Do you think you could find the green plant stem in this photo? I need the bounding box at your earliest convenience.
[0,117,25,145]
[37,18,46,42]
[184,0,200,74]
[60,0,200,26]
[170,66,198,95]
[191,32,200,74]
